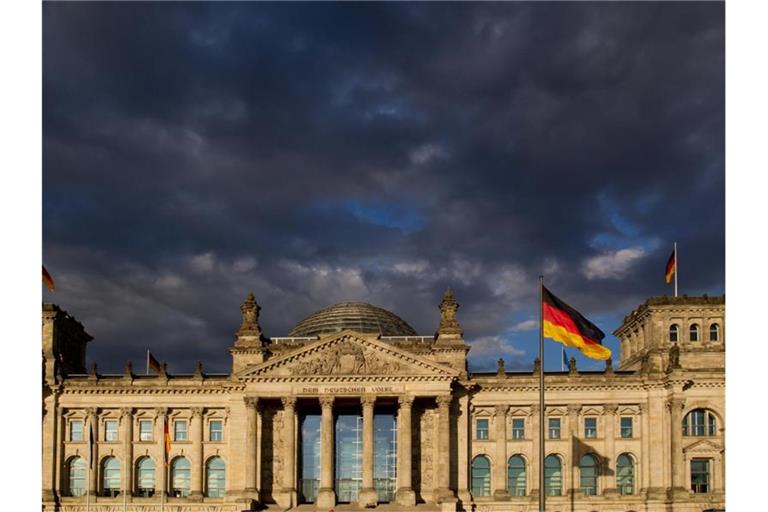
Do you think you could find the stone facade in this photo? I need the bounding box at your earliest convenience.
[41,292,725,512]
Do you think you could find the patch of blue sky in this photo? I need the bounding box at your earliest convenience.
[304,199,426,233]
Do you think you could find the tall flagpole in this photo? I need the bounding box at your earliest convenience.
[674,242,678,297]
[86,464,91,512]
[539,275,545,512]
[146,349,150,375]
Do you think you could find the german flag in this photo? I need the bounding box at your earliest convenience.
[665,247,676,285]
[164,417,171,461]
[42,265,55,292]
[542,286,611,360]
[148,351,162,374]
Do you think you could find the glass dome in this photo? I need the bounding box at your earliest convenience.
[288,302,417,338]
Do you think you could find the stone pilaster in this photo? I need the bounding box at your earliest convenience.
[41,389,58,502]
[155,408,167,497]
[602,403,618,496]
[317,396,336,509]
[359,395,378,508]
[396,395,416,506]
[667,398,687,498]
[121,408,133,499]
[456,395,471,506]
[435,395,455,503]
[281,397,298,508]
[243,397,259,500]
[567,404,580,498]
[87,407,99,496]
[529,404,540,498]
[493,404,509,499]
[190,407,204,500]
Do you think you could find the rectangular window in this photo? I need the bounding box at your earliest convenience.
[476,419,489,440]
[691,459,710,493]
[511,418,525,439]
[70,420,83,442]
[209,420,223,441]
[139,420,153,441]
[174,420,188,441]
[548,418,560,439]
[584,417,597,438]
[620,417,633,438]
[104,420,118,442]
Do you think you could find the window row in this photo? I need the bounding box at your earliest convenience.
[669,323,720,343]
[475,416,635,441]
[65,455,226,498]
[68,419,224,443]
[470,453,636,497]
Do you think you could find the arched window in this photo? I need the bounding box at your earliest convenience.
[689,324,699,342]
[101,456,121,497]
[669,324,679,343]
[507,455,526,496]
[544,455,562,496]
[136,457,155,497]
[683,409,718,436]
[171,457,191,497]
[616,453,635,495]
[709,323,720,342]
[471,455,491,497]
[67,457,86,497]
[579,454,598,496]
[206,457,226,498]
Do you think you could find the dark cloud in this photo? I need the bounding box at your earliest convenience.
[43,2,724,374]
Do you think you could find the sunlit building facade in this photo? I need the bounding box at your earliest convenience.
[42,291,725,511]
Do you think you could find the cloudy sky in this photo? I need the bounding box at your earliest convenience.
[42,2,724,374]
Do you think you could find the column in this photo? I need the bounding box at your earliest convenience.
[281,397,298,507]
[493,405,509,498]
[121,408,134,499]
[41,389,58,502]
[190,407,204,499]
[435,395,455,502]
[529,404,540,498]
[87,408,99,496]
[456,395,471,505]
[155,408,167,498]
[317,397,336,509]
[244,397,259,498]
[359,395,378,507]
[255,401,263,499]
[567,404,580,499]
[668,398,687,498]
[602,403,618,496]
[639,403,651,496]
[396,395,416,506]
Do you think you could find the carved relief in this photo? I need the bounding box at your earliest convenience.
[272,410,284,490]
[289,341,404,375]
[418,408,436,492]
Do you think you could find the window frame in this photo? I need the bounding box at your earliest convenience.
[689,323,700,342]
[616,453,635,496]
[103,419,119,442]
[579,454,599,496]
[101,456,121,497]
[584,417,597,439]
[683,409,718,437]
[209,419,223,442]
[135,456,156,497]
[205,456,226,498]
[511,418,525,440]
[690,458,711,494]
[709,323,720,342]
[475,418,490,440]
[174,419,188,442]
[507,455,527,496]
[69,419,84,442]
[548,418,561,439]
[138,419,153,442]
[620,416,633,438]
[470,455,491,497]
[544,455,562,496]
[67,456,87,497]
[170,456,191,497]
[669,323,679,343]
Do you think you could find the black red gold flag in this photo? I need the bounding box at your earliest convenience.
[665,248,676,285]
[542,286,611,360]
[148,352,162,374]
[42,266,55,292]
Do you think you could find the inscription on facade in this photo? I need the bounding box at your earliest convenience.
[296,385,401,395]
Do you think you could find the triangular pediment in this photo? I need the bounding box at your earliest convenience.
[683,438,723,454]
[236,330,460,380]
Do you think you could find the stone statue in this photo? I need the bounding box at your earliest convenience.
[239,292,262,334]
[497,358,506,376]
[436,287,463,337]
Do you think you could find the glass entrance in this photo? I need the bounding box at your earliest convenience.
[299,414,321,503]
[374,413,397,502]
[335,414,362,502]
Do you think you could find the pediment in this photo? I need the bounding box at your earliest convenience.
[236,331,460,380]
[683,438,723,454]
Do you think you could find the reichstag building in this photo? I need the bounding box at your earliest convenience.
[42,289,725,511]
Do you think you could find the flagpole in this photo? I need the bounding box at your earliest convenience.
[539,275,545,512]
[561,346,565,372]
[674,242,678,297]
[146,349,150,375]
[86,464,91,512]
